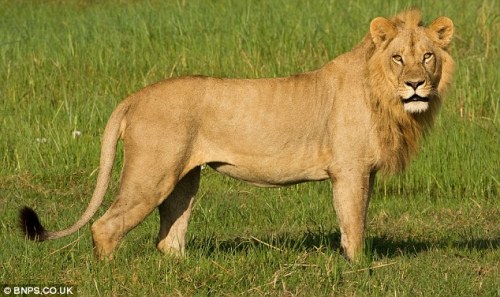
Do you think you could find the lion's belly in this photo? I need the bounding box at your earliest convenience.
[206,153,331,187]
[198,121,332,187]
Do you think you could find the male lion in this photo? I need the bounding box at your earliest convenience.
[20,9,454,261]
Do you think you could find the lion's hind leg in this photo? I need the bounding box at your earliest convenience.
[156,166,200,256]
[90,150,182,260]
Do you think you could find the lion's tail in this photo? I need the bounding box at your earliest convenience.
[19,101,130,241]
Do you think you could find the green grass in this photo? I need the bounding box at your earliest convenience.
[1,0,498,296]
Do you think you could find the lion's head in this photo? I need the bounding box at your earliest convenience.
[364,9,454,174]
[368,9,454,114]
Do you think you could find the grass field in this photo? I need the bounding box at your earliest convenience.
[0,0,498,296]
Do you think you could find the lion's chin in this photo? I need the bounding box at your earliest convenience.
[402,95,429,113]
[403,101,429,113]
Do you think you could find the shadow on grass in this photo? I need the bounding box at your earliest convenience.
[189,230,342,256]
[189,231,499,258]
[371,236,499,258]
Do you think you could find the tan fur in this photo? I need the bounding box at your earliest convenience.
[20,9,454,261]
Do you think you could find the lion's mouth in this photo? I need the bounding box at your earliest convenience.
[402,95,429,104]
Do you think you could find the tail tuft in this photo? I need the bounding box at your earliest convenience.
[19,207,47,241]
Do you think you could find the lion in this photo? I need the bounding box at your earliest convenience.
[19,9,454,261]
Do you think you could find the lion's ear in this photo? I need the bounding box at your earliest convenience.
[370,17,397,47]
[427,16,454,49]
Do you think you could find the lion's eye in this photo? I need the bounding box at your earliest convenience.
[423,52,433,62]
[392,55,403,64]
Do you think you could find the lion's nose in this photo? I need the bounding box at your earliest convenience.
[405,80,425,90]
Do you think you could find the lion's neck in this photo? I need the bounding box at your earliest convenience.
[371,97,424,175]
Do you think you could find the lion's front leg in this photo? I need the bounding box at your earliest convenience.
[157,167,200,256]
[331,171,376,261]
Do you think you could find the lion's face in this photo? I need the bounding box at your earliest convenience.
[369,12,454,114]
[386,30,441,113]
